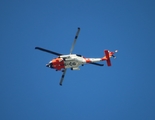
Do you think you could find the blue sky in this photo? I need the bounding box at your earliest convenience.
[0,0,155,120]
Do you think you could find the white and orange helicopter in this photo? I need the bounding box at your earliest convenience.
[35,27,118,86]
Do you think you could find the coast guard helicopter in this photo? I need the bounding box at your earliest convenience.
[35,27,118,86]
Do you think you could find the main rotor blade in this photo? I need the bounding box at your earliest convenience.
[35,47,63,56]
[70,27,80,54]
[59,69,67,86]
[89,62,104,66]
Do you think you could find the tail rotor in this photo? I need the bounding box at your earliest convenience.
[112,50,118,59]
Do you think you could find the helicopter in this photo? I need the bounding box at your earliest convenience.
[35,27,118,86]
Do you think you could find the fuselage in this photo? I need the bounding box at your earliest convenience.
[47,54,101,70]
[47,51,115,71]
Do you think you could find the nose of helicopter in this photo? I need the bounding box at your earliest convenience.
[46,63,54,68]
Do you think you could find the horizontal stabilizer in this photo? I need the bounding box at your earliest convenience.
[104,50,111,66]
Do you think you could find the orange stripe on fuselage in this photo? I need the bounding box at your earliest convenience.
[84,58,91,63]
[101,56,107,61]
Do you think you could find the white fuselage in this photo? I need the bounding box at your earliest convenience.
[60,54,102,70]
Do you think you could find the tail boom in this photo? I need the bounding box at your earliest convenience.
[83,50,117,67]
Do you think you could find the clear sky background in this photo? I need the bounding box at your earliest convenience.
[0,0,155,120]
